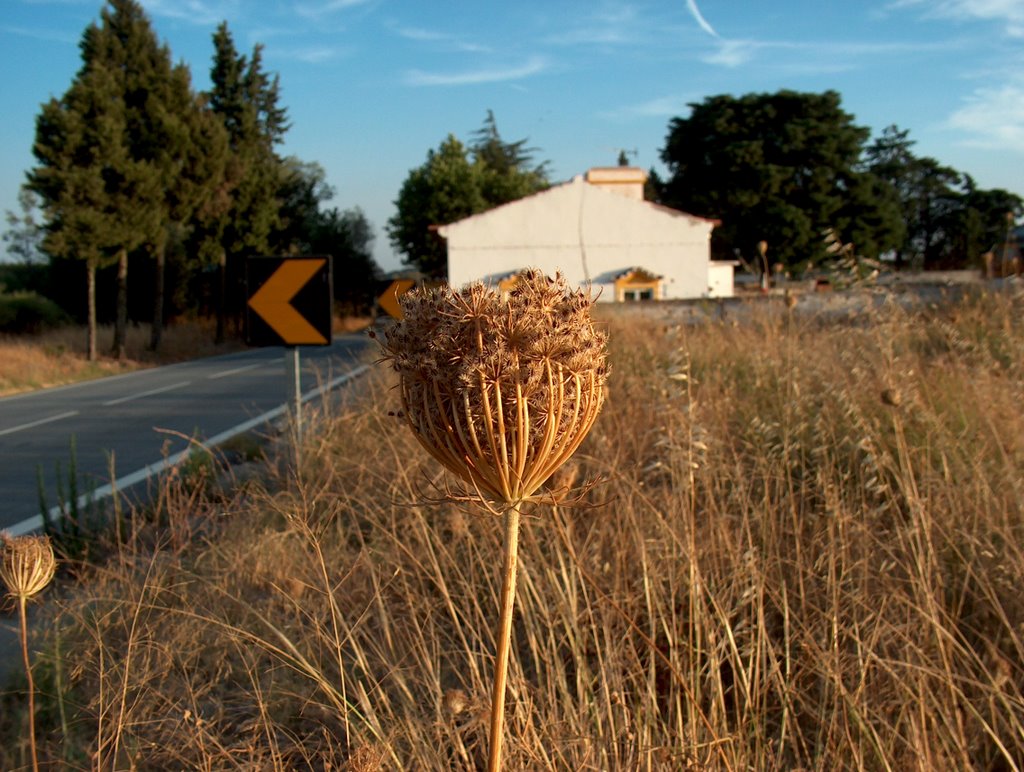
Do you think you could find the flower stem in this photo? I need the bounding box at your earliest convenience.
[487,505,521,772]
[18,595,40,772]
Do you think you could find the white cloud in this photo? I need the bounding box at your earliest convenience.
[704,39,753,67]
[393,25,491,53]
[701,36,960,69]
[594,4,640,25]
[544,27,633,45]
[139,0,240,26]
[271,45,347,63]
[685,0,751,67]
[895,0,1024,36]
[294,0,374,21]
[544,3,642,45]
[0,24,78,44]
[600,94,695,121]
[686,0,720,38]
[947,83,1024,149]
[395,26,445,42]
[18,0,92,5]
[404,56,548,86]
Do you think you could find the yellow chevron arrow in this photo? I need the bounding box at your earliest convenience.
[378,279,415,319]
[247,259,329,345]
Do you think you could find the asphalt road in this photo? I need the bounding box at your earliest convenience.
[0,333,372,534]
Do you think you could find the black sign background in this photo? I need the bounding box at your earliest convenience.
[245,255,333,347]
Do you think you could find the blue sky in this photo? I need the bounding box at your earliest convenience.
[2,0,1022,271]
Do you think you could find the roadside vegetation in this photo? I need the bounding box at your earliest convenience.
[0,320,238,396]
[1,287,1022,769]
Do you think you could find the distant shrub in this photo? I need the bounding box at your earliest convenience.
[0,291,70,334]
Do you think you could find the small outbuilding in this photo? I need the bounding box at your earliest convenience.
[438,167,733,301]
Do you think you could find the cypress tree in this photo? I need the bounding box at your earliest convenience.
[470,110,548,206]
[28,20,160,360]
[85,0,166,358]
[205,22,289,342]
[147,65,230,351]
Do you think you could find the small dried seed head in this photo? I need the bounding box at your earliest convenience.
[880,387,902,407]
[1,534,57,601]
[443,688,469,716]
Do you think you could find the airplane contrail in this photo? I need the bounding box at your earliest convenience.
[686,0,720,38]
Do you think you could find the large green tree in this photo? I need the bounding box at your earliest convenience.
[470,109,549,207]
[78,0,178,358]
[866,125,1022,268]
[144,63,230,351]
[274,158,337,254]
[389,114,549,277]
[28,12,162,360]
[660,90,902,270]
[30,0,224,358]
[830,172,906,264]
[203,21,289,341]
[388,135,484,278]
[958,181,1023,269]
[275,158,381,313]
[318,207,378,315]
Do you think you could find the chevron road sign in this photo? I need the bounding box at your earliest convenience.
[246,256,333,347]
[377,279,415,320]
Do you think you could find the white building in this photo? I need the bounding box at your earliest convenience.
[438,167,734,301]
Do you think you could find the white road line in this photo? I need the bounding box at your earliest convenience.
[4,363,371,537]
[207,362,263,379]
[103,380,191,406]
[0,410,80,437]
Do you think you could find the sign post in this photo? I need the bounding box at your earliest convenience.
[286,347,302,437]
[246,256,333,443]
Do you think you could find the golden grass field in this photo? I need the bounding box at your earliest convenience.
[1,288,1023,770]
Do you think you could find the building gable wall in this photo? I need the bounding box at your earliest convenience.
[441,176,725,300]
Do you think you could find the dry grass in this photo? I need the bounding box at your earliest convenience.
[0,320,239,396]
[2,288,1023,770]
[0,315,371,396]
[336,315,372,335]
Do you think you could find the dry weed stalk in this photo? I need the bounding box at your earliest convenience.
[379,269,608,770]
[1,533,57,772]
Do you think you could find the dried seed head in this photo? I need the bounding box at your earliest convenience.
[880,387,903,407]
[378,270,609,508]
[1,534,57,602]
[443,688,469,716]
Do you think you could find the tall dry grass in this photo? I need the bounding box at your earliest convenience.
[0,320,241,396]
[2,287,1023,770]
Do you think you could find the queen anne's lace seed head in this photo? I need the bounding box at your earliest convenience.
[1,534,57,602]
[380,270,608,509]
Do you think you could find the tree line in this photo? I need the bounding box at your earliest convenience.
[11,0,379,360]
[390,90,1021,279]
[657,91,1022,273]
